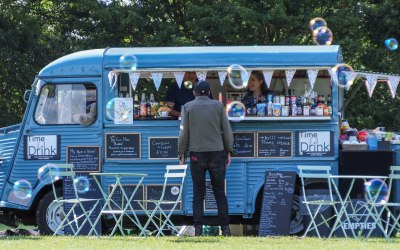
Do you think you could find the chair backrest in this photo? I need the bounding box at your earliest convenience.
[387,165,400,195]
[47,164,75,201]
[159,164,188,202]
[298,165,335,201]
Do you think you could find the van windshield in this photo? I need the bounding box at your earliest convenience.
[34,83,97,125]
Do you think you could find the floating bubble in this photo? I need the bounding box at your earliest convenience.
[226,101,246,122]
[384,38,398,51]
[74,176,90,194]
[227,64,249,90]
[38,163,61,182]
[364,179,389,205]
[119,54,137,71]
[332,63,355,89]
[183,81,193,90]
[13,180,32,199]
[312,26,333,45]
[309,17,327,31]
[106,98,115,120]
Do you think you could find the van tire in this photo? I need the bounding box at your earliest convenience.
[36,188,64,235]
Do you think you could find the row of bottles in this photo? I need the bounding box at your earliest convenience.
[133,93,157,118]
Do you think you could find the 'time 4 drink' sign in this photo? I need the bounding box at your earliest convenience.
[295,131,334,157]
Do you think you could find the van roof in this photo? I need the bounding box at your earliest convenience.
[39,45,342,77]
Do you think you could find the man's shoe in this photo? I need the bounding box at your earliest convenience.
[194,225,203,236]
[221,225,231,236]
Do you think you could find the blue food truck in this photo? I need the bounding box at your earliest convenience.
[0,46,345,235]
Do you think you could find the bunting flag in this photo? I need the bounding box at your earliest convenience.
[151,72,163,91]
[285,69,296,87]
[262,70,274,88]
[108,71,119,92]
[365,74,378,97]
[387,76,400,98]
[218,71,228,86]
[307,69,319,89]
[128,72,141,91]
[328,67,338,85]
[196,71,207,81]
[173,72,185,88]
[343,71,358,90]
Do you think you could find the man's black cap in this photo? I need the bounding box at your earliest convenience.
[194,81,210,95]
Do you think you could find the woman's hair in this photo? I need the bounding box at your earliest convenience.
[246,70,269,96]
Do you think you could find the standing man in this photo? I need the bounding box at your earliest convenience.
[178,81,233,236]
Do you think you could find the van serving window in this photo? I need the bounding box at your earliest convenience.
[34,83,97,125]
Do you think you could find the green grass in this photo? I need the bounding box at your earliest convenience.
[0,225,399,250]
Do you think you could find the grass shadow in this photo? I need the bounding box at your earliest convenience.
[168,236,222,243]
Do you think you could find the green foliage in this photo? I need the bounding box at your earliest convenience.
[0,0,399,129]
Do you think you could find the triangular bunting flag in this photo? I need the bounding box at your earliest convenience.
[262,70,274,88]
[151,72,163,91]
[307,69,319,89]
[365,74,378,97]
[343,71,358,90]
[218,71,228,86]
[173,72,185,88]
[128,72,141,91]
[387,76,400,98]
[329,67,339,85]
[285,70,296,87]
[196,71,207,81]
[108,71,119,92]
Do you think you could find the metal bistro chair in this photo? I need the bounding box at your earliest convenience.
[298,165,342,238]
[366,165,400,240]
[138,164,187,237]
[48,164,101,237]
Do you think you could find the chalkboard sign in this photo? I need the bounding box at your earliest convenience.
[204,179,227,211]
[148,137,178,160]
[108,185,144,211]
[232,132,255,158]
[63,173,102,235]
[105,133,141,160]
[146,185,182,211]
[257,132,292,158]
[258,171,296,236]
[67,146,101,173]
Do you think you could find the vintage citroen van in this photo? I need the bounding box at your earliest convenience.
[0,46,342,235]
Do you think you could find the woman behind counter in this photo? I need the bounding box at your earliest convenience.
[241,70,271,115]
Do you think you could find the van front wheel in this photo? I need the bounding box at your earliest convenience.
[36,188,65,235]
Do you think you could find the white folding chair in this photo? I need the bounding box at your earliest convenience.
[48,164,101,236]
[138,164,187,237]
[367,166,400,240]
[298,165,342,238]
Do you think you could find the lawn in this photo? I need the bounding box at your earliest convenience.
[0,225,399,250]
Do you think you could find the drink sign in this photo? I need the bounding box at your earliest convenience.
[232,132,255,158]
[257,132,292,158]
[295,131,334,157]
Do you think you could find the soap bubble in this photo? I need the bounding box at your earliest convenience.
[309,17,327,31]
[119,54,137,71]
[226,101,246,122]
[227,64,249,90]
[332,63,355,89]
[364,179,389,205]
[13,180,32,199]
[384,38,398,51]
[38,163,61,182]
[312,27,333,45]
[74,176,90,194]
[106,98,115,120]
[183,81,193,90]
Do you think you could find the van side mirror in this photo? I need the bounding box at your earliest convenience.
[23,90,32,103]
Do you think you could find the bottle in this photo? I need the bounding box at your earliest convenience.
[140,93,147,118]
[296,96,303,116]
[327,95,332,116]
[133,94,140,119]
[291,89,297,116]
[287,89,292,115]
[146,99,152,118]
[267,94,273,116]
[148,93,157,118]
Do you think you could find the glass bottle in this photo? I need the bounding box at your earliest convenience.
[133,94,140,119]
[140,93,147,118]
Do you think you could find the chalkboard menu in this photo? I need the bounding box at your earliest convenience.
[108,185,144,211]
[258,171,296,236]
[257,132,292,158]
[67,146,101,173]
[63,174,102,235]
[148,137,178,160]
[105,133,141,160]
[146,185,182,211]
[204,180,227,211]
[232,132,255,158]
